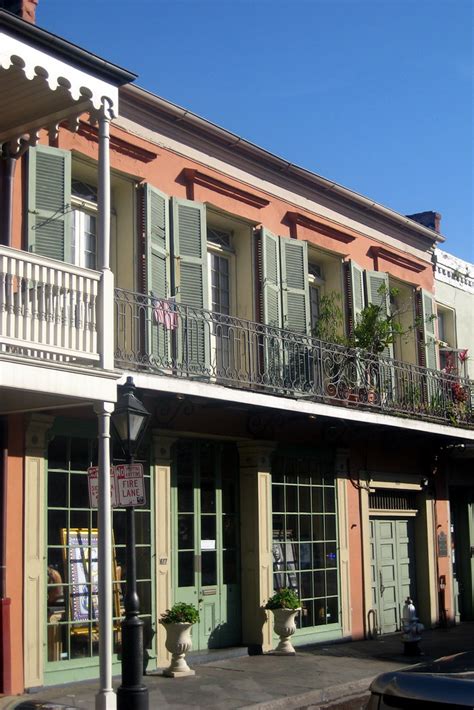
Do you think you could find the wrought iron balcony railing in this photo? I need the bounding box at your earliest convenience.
[115,289,474,429]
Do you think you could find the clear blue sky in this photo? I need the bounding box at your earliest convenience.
[38,0,473,261]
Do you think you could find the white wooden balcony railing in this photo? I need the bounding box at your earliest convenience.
[0,245,100,362]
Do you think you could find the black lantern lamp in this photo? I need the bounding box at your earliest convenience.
[112,376,150,710]
[112,376,150,462]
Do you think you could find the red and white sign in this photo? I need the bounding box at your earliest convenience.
[115,463,146,507]
[87,466,118,508]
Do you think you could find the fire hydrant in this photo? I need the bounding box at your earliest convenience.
[401,597,424,656]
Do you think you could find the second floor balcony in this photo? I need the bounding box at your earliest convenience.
[115,289,474,430]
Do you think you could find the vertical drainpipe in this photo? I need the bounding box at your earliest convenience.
[0,155,16,247]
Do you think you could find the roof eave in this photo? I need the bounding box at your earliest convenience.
[0,8,136,86]
[121,83,445,245]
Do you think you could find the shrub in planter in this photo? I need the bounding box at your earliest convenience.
[265,588,301,611]
[160,602,200,625]
[160,603,200,677]
[265,588,301,654]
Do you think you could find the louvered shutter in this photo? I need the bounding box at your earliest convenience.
[366,269,395,398]
[347,261,365,334]
[345,261,366,388]
[145,185,171,364]
[256,229,283,386]
[280,237,310,334]
[280,237,311,391]
[365,270,394,360]
[171,197,209,373]
[419,289,437,370]
[260,229,282,328]
[27,145,72,262]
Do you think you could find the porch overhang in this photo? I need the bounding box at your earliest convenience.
[0,9,136,149]
[0,353,120,413]
[125,371,474,442]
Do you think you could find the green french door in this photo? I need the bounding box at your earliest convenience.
[172,440,241,650]
[370,517,416,634]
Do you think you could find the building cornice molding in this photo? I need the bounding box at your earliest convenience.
[286,210,356,244]
[369,246,426,273]
[181,167,270,209]
[121,84,445,247]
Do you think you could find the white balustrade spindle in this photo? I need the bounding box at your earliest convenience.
[0,246,101,363]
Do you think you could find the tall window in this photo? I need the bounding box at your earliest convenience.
[308,263,324,335]
[71,180,98,270]
[272,455,339,631]
[46,432,153,668]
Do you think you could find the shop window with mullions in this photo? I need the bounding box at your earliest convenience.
[46,431,154,673]
[272,455,339,634]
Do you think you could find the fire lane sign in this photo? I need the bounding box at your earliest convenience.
[114,463,146,507]
[87,464,146,508]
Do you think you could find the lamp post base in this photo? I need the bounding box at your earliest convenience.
[116,685,149,710]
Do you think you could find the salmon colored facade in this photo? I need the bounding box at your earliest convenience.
[1,5,472,700]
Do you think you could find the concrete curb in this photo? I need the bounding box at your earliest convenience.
[238,675,376,709]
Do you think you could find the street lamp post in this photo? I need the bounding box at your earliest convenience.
[111,376,150,710]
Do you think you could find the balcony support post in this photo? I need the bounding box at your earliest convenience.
[94,401,116,710]
[97,101,114,370]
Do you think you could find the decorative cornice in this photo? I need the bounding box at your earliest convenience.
[181,167,270,209]
[285,211,356,244]
[77,121,158,163]
[369,246,426,273]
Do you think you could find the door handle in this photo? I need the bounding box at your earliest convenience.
[198,598,203,603]
[379,570,385,596]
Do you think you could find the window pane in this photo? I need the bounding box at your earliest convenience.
[202,551,217,586]
[178,551,194,587]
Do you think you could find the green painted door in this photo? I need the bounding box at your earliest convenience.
[370,517,416,634]
[172,441,241,650]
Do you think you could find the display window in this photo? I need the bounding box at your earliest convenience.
[45,431,154,678]
[272,454,340,637]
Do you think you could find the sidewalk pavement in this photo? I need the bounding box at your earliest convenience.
[2,623,473,710]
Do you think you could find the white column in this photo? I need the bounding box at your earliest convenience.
[94,401,116,710]
[97,102,114,370]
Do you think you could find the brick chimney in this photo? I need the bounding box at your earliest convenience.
[0,0,38,23]
[406,210,442,233]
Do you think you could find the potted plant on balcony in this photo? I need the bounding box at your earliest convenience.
[160,602,200,677]
[265,588,301,655]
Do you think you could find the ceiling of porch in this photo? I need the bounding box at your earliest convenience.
[0,10,135,148]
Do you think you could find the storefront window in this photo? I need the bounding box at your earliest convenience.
[46,433,153,666]
[272,455,339,629]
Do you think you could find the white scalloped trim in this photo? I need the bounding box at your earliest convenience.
[0,31,118,113]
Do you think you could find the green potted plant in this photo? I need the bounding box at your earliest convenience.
[265,588,301,655]
[160,602,200,677]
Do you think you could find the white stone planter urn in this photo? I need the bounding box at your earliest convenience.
[271,607,301,654]
[161,622,195,677]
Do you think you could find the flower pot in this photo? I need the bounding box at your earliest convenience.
[271,608,301,655]
[161,621,195,677]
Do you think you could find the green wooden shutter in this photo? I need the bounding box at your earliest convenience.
[171,197,209,373]
[365,270,394,360]
[260,229,282,328]
[348,261,365,334]
[280,237,310,334]
[145,184,171,364]
[419,290,437,370]
[258,229,284,387]
[27,145,71,262]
